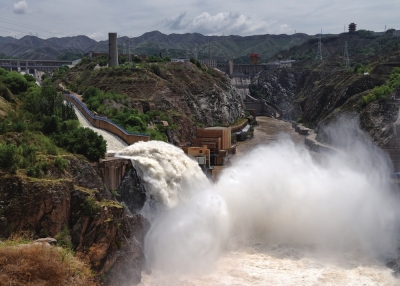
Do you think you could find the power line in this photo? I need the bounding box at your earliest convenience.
[0,19,59,35]
[316,29,323,61]
[0,25,29,35]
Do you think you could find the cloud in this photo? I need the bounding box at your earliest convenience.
[88,31,107,41]
[13,0,28,14]
[159,11,187,30]
[160,12,291,36]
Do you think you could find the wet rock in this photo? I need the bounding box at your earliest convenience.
[116,168,147,214]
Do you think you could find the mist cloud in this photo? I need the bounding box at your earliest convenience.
[13,0,27,14]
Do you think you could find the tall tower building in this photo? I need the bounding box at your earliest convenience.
[108,32,119,67]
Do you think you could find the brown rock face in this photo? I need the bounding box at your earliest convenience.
[0,155,148,285]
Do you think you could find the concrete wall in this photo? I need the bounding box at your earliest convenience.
[95,158,131,191]
[245,101,279,118]
[63,93,150,145]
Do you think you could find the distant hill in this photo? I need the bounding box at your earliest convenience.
[0,35,96,60]
[90,31,311,63]
[0,36,17,45]
[276,29,400,64]
[0,31,311,62]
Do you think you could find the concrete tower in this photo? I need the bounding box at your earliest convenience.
[108,33,119,67]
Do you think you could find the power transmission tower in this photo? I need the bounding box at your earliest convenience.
[122,41,126,56]
[316,29,323,61]
[128,38,132,63]
[193,47,198,60]
[344,41,350,69]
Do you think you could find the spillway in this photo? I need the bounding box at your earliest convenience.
[73,106,127,153]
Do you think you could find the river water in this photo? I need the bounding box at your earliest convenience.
[125,117,400,286]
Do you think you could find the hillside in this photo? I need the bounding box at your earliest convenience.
[60,58,245,145]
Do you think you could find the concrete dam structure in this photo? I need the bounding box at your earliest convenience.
[216,60,290,118]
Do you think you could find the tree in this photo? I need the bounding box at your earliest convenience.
[2,71,28,95]
[57,127,107,161]
[24,73,36,83]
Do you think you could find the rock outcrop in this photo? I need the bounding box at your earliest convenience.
[63,63,245,146]
[0,155,148,285]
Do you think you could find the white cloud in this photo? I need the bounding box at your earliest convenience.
[13,0,28,14]
[161,12,291,36]
[88,31,107,41]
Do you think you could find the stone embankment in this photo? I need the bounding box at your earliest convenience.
[291,122,338,154]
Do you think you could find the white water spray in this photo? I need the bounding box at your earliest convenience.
[117,122,400,284]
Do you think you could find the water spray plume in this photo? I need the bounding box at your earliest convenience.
[117,119,400,284]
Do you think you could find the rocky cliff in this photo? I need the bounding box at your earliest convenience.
[0,155,148,285]
[250,50,400,146]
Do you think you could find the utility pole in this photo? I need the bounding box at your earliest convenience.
[316,29,323,61]
[344,41,350,69]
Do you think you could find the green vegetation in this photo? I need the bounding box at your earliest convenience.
[54,156,68,172]
[55,127,106,161]
[362,67,400,106]
[81,196,100,218]
[0,68,107,174]
[55,225,73,250]
[57,52,82,61]
[81,86,179,141]
[352,63,372,74]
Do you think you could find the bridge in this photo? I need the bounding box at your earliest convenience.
[0,59,75,73]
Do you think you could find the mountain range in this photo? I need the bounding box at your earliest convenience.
[0,30,312,62]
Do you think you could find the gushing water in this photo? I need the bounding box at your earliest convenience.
[116,122,400,285]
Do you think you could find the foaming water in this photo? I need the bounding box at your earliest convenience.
[117,123,400,285]
[116,141,210,218]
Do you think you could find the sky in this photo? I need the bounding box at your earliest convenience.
[0,0,398,41]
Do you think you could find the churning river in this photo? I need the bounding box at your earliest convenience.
[116,117,400,286]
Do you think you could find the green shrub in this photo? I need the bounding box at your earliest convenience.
[38,161,50,173]
[81,197,99,218]
[54,156,68,172]
[1,71,28,95]
[150,64,162,77]
[55,127,106,161]
[0,144,19,170]
[55,225,73,250]
[0,83,15,102]
[26,164,42,178]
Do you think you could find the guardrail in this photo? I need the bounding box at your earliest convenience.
[63,93,150,145]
